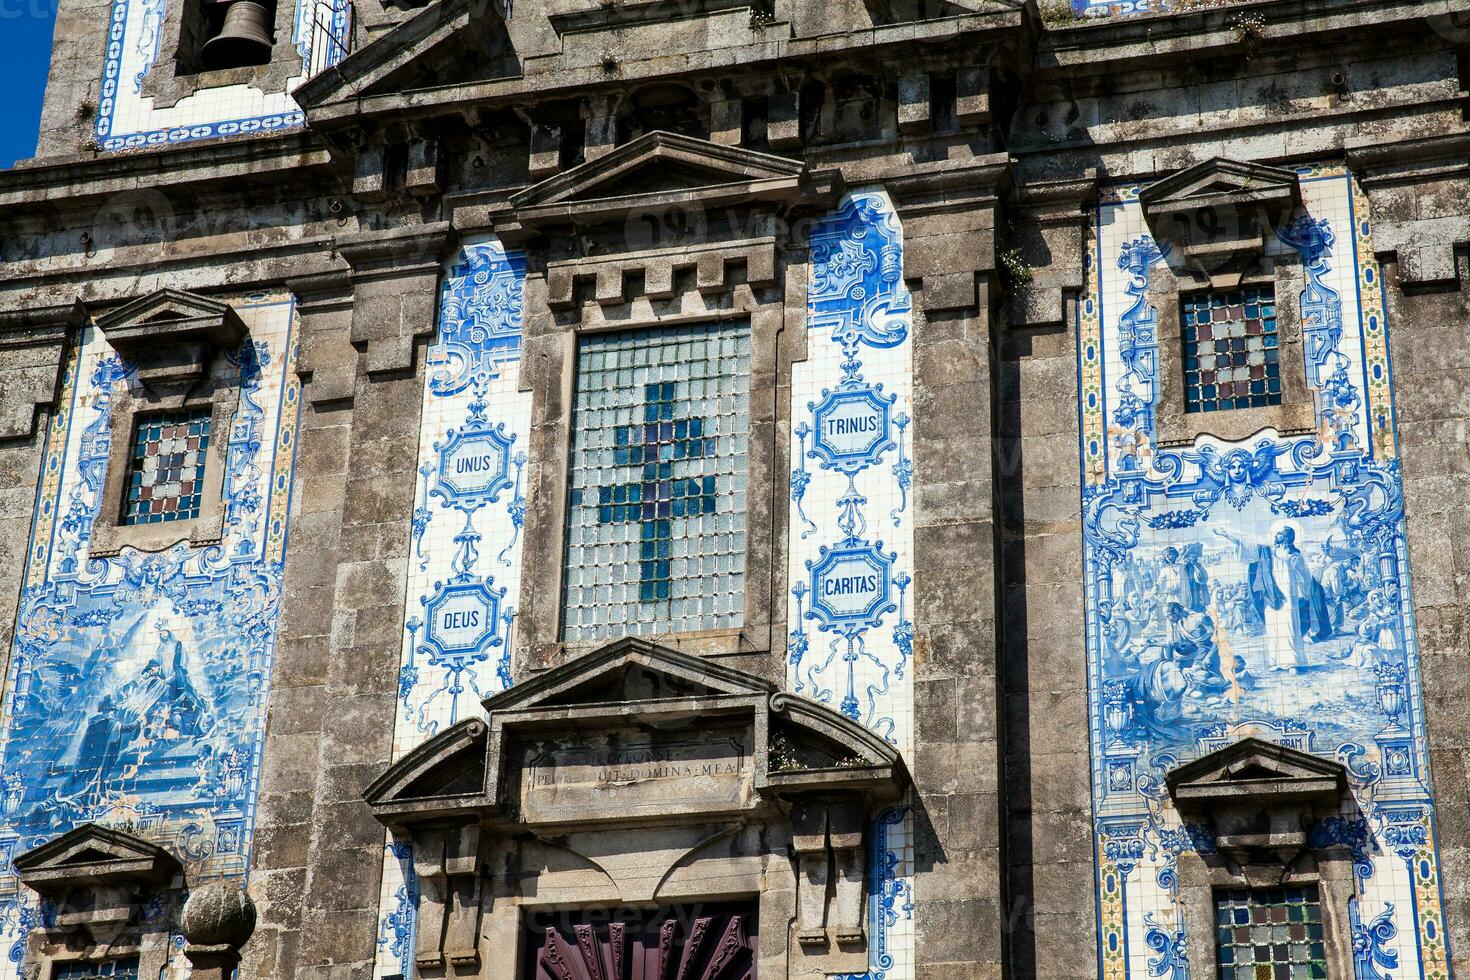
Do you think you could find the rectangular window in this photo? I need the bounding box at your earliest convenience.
[562,321,751,642]
[122,407,213,526]
[1182,285,1281,413]
[1215,885,1327,980]
[54,959,141,980]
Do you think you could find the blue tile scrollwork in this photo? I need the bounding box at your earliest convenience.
[1083,172,1449,978]
[0,300,302,972]
[792,190,917,980]
[376,240,530,979]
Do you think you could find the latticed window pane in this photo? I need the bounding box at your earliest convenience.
[1215,885,1327,980]
[562,321,751,642]
[54,959,141,980]
[122,407,212,525]
[1181,286,1281,413]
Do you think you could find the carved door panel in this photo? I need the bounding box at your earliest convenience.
[525,903,757,980]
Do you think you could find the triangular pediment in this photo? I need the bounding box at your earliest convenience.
[13,824,180,892]
[294,0,513,108]
[502,131,838,233]
[486,637,777,714]
[94,288,245,353]
[1166,737,1346,805]
[96,288,233,331]
[364,640,909,830]
[1139,157,1301,211]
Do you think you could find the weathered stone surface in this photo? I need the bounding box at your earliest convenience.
[3,2,1470,978]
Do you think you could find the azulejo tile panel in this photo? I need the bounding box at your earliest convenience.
[96,0,350,151]
[374,238,529,979]
[0,297,302,978]
[788,189,916,980]
[1079,167,1448,980]
[1070,0,1170,17]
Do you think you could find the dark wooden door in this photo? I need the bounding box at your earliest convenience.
[525,903,757,980]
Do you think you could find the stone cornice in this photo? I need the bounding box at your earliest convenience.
[300,8,1025,132]
[0,132,334,219]
[1039,0,1470,75]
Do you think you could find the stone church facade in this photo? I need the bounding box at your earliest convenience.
[2,0,1470,978]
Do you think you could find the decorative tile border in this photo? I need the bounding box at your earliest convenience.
[1078,167,1449,980]
[0,297,302,978]
[788,189,916,980]
[373,238,529,979]
[96,0,349,151]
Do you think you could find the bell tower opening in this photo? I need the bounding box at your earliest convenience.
[184,0,278,73]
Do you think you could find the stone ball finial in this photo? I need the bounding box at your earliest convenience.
[181,881,257,951]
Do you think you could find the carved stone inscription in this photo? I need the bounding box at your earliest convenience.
[518,726,754,823]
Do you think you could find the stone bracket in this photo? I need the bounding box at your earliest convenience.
[1138,158,1302,290]
[1348,132,1470,287]
[0,303,79,442]
[410,824,485,970]
[888,155,1011,313]
[791,799,867,949]
[1008,171,1099,329]
[336,222,456,376]
[286,269,357,406]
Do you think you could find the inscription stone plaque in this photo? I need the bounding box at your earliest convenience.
[518,726,754,823]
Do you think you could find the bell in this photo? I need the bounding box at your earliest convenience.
[201,0,273,71]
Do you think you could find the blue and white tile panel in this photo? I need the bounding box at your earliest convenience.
[0,298,302,980]
[96,0,350,151]
[1079,167,1449,980]
[1070,0,1170,17]
[373,237,529,979]
[788,189,916,980]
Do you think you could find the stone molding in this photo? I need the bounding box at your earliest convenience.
[500,131,833,667]
[1348,132,1470,288]
[1009,171,1099,329]
[87,289,247,558]
[285,268,357,405]
[14,824,182,979]
[496,130,843,240]
[336,221,456,376]
[1139,158,1302,290]
[888,155,1010,313]
[0,302,82,442]
[1147,258,1317,448]
[291,0,509,111]
[363,638,908,975]
[1167,739,1356,980]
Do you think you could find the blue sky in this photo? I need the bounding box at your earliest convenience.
[0,0,60,169]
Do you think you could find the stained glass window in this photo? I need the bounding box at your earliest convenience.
[122,408,212,525]
[1215,885,1327,980]
[562,322,751,642]
[54,959,141,980]
[1181,286,1281,413]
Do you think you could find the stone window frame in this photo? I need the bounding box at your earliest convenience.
[89,290,246,559]
[91,384,238,557]
[39,955,147,980]
[140,0,306,110]
[1150,255,1317,448]
[1167,738,1358,980]
[1175,844,1357,980]
[515,238,801,670]
[363,638,910,979]
[13,824,181,980]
